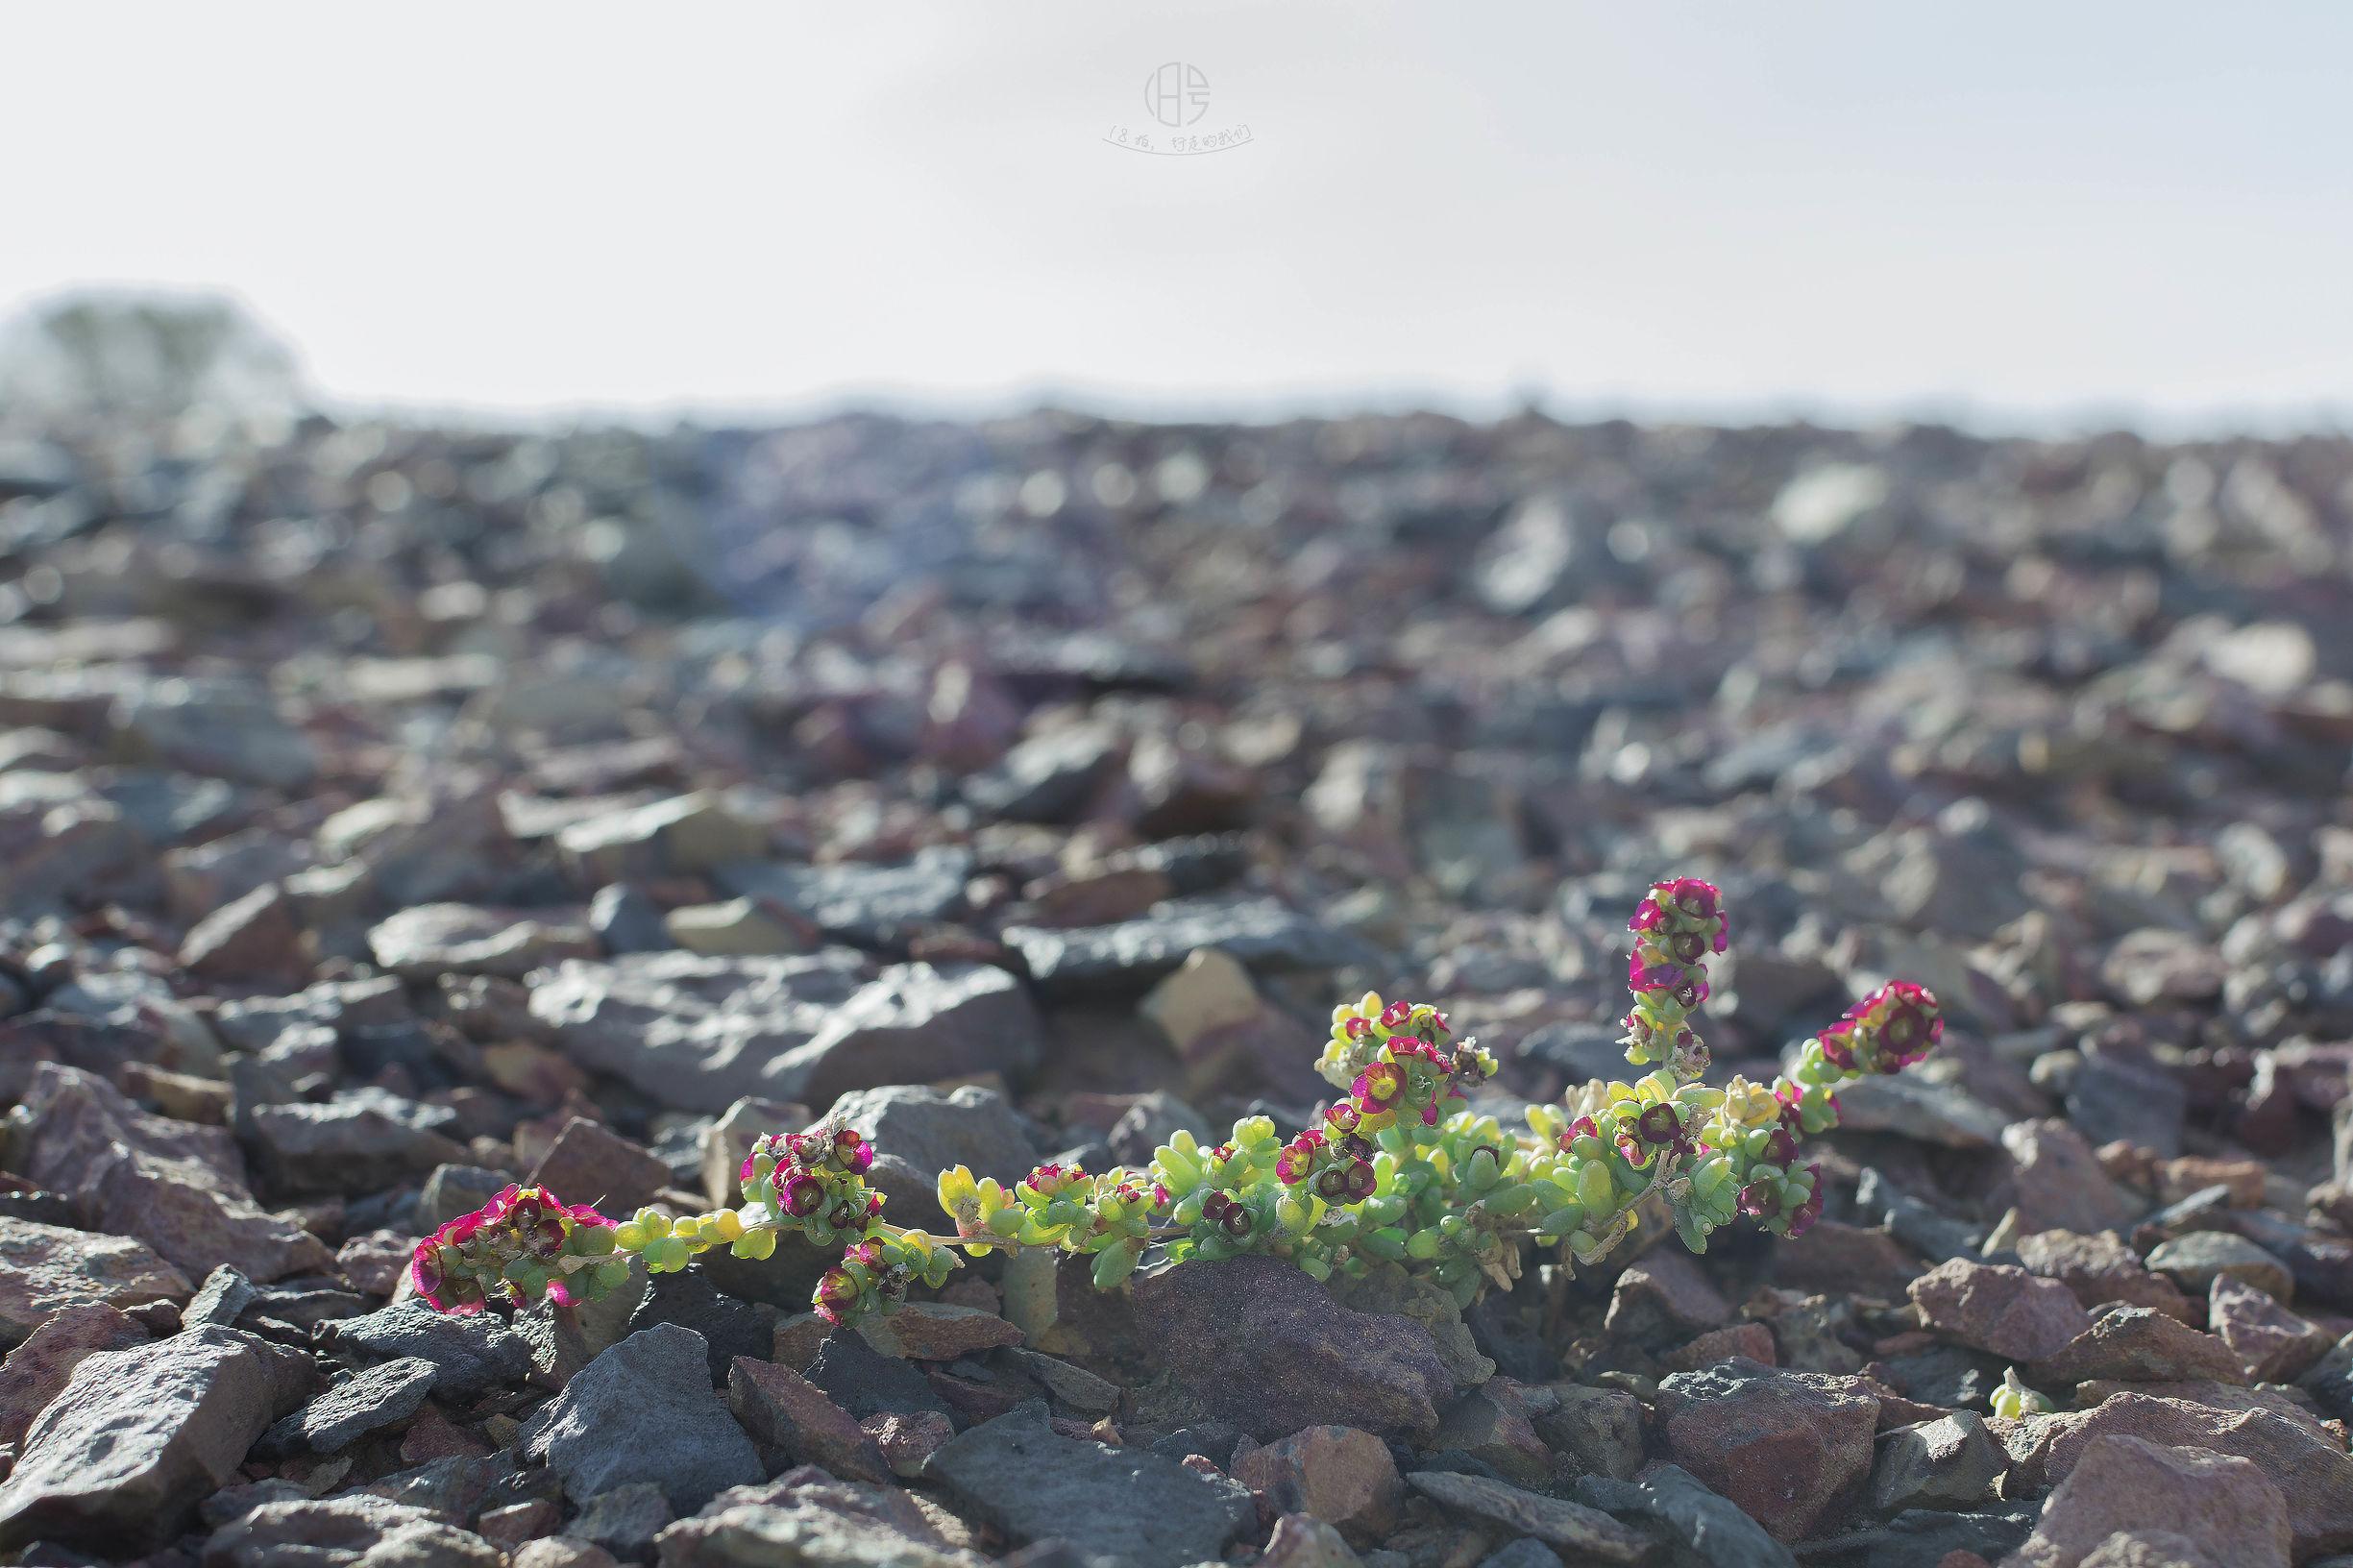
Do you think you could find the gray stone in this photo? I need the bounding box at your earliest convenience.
[367,902,598,978]
[1572,1464,1798,1568]
[654,1468,981,1568]
[112,678,317,790]
[519,1324,764,1513]
[203,1495,501,1568]
[591,883,674,955]
[0,1325,314,1555]
[10,1064,333,1285]
[714,847,973,946]
[2145,1232,2294,1300]
[1405,1470,1651,1563]
[245,1088,470,1195]
[317,1300,535,1398]
[262,1356,437,1455]
[558,793,770,882]
[923,1401,1253,1568]
[963,726,1122,822]
[1870,1410,2003,1510]
[184,1265,259,1329]
[821,1084,1039,1218]
[1475,1542,1564,1568]
[527,952,1042,1113]
[572,1482,672,1560]
[1004,895,1379,996]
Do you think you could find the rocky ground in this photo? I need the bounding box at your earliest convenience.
[0,405,2350,1568]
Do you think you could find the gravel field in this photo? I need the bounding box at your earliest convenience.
[1,405,2351,1568]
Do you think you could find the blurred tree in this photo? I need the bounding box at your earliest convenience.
[0,290,302,416]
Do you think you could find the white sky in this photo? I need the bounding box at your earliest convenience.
[4,3,2350,432]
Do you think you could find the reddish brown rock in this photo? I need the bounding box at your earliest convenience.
[861,1409,955,1478]
[1133,1255,1455,1443]
[727,1356,893,1484]
[1604,1250,1731,1348]
[1534,1383,1644,1481]
[2027,1307,2248,1387]
[179,883,309,987]
[1911,1260,2096,1362]
[2001,1121,2141,1237]
[335,1231,413,1298]
[2013,1230,2194,1323]
[1428,1382,1552,1485]
[1231,1425,1402,1545]
[0,1216,191,1349]
[1661,1321,1777,1373]
[1655,1359,1877,1543]
[0,1303,147,1447]
[2003,1393,2353,1558]
[2004,1433,2289,1568]
[11,1066,333,1286]
[863,1302,1023,1360]
[528,1117,674,1217]
[1772,1220,1926,1301]
[2209,1274,2334,1382]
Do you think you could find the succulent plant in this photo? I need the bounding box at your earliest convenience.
[410,876,1942,1328]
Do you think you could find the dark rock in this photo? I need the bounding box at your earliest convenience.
[590,883,674,955]
[1572,1464,1797,1568]
[518,1324,764,1513]
[572,1482,672,1561]
[1405,1469,1650,1563]
[923,1401,1255,1568]
[805,1327,949,1420]
[1877,1344,2004,1410]
[1870,1409,2003,1510]
[1796,1507,2036,1568]
[1532,1382,1644,1481]
[625,1266,771,1384]
[2066,1054,2187,1158]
